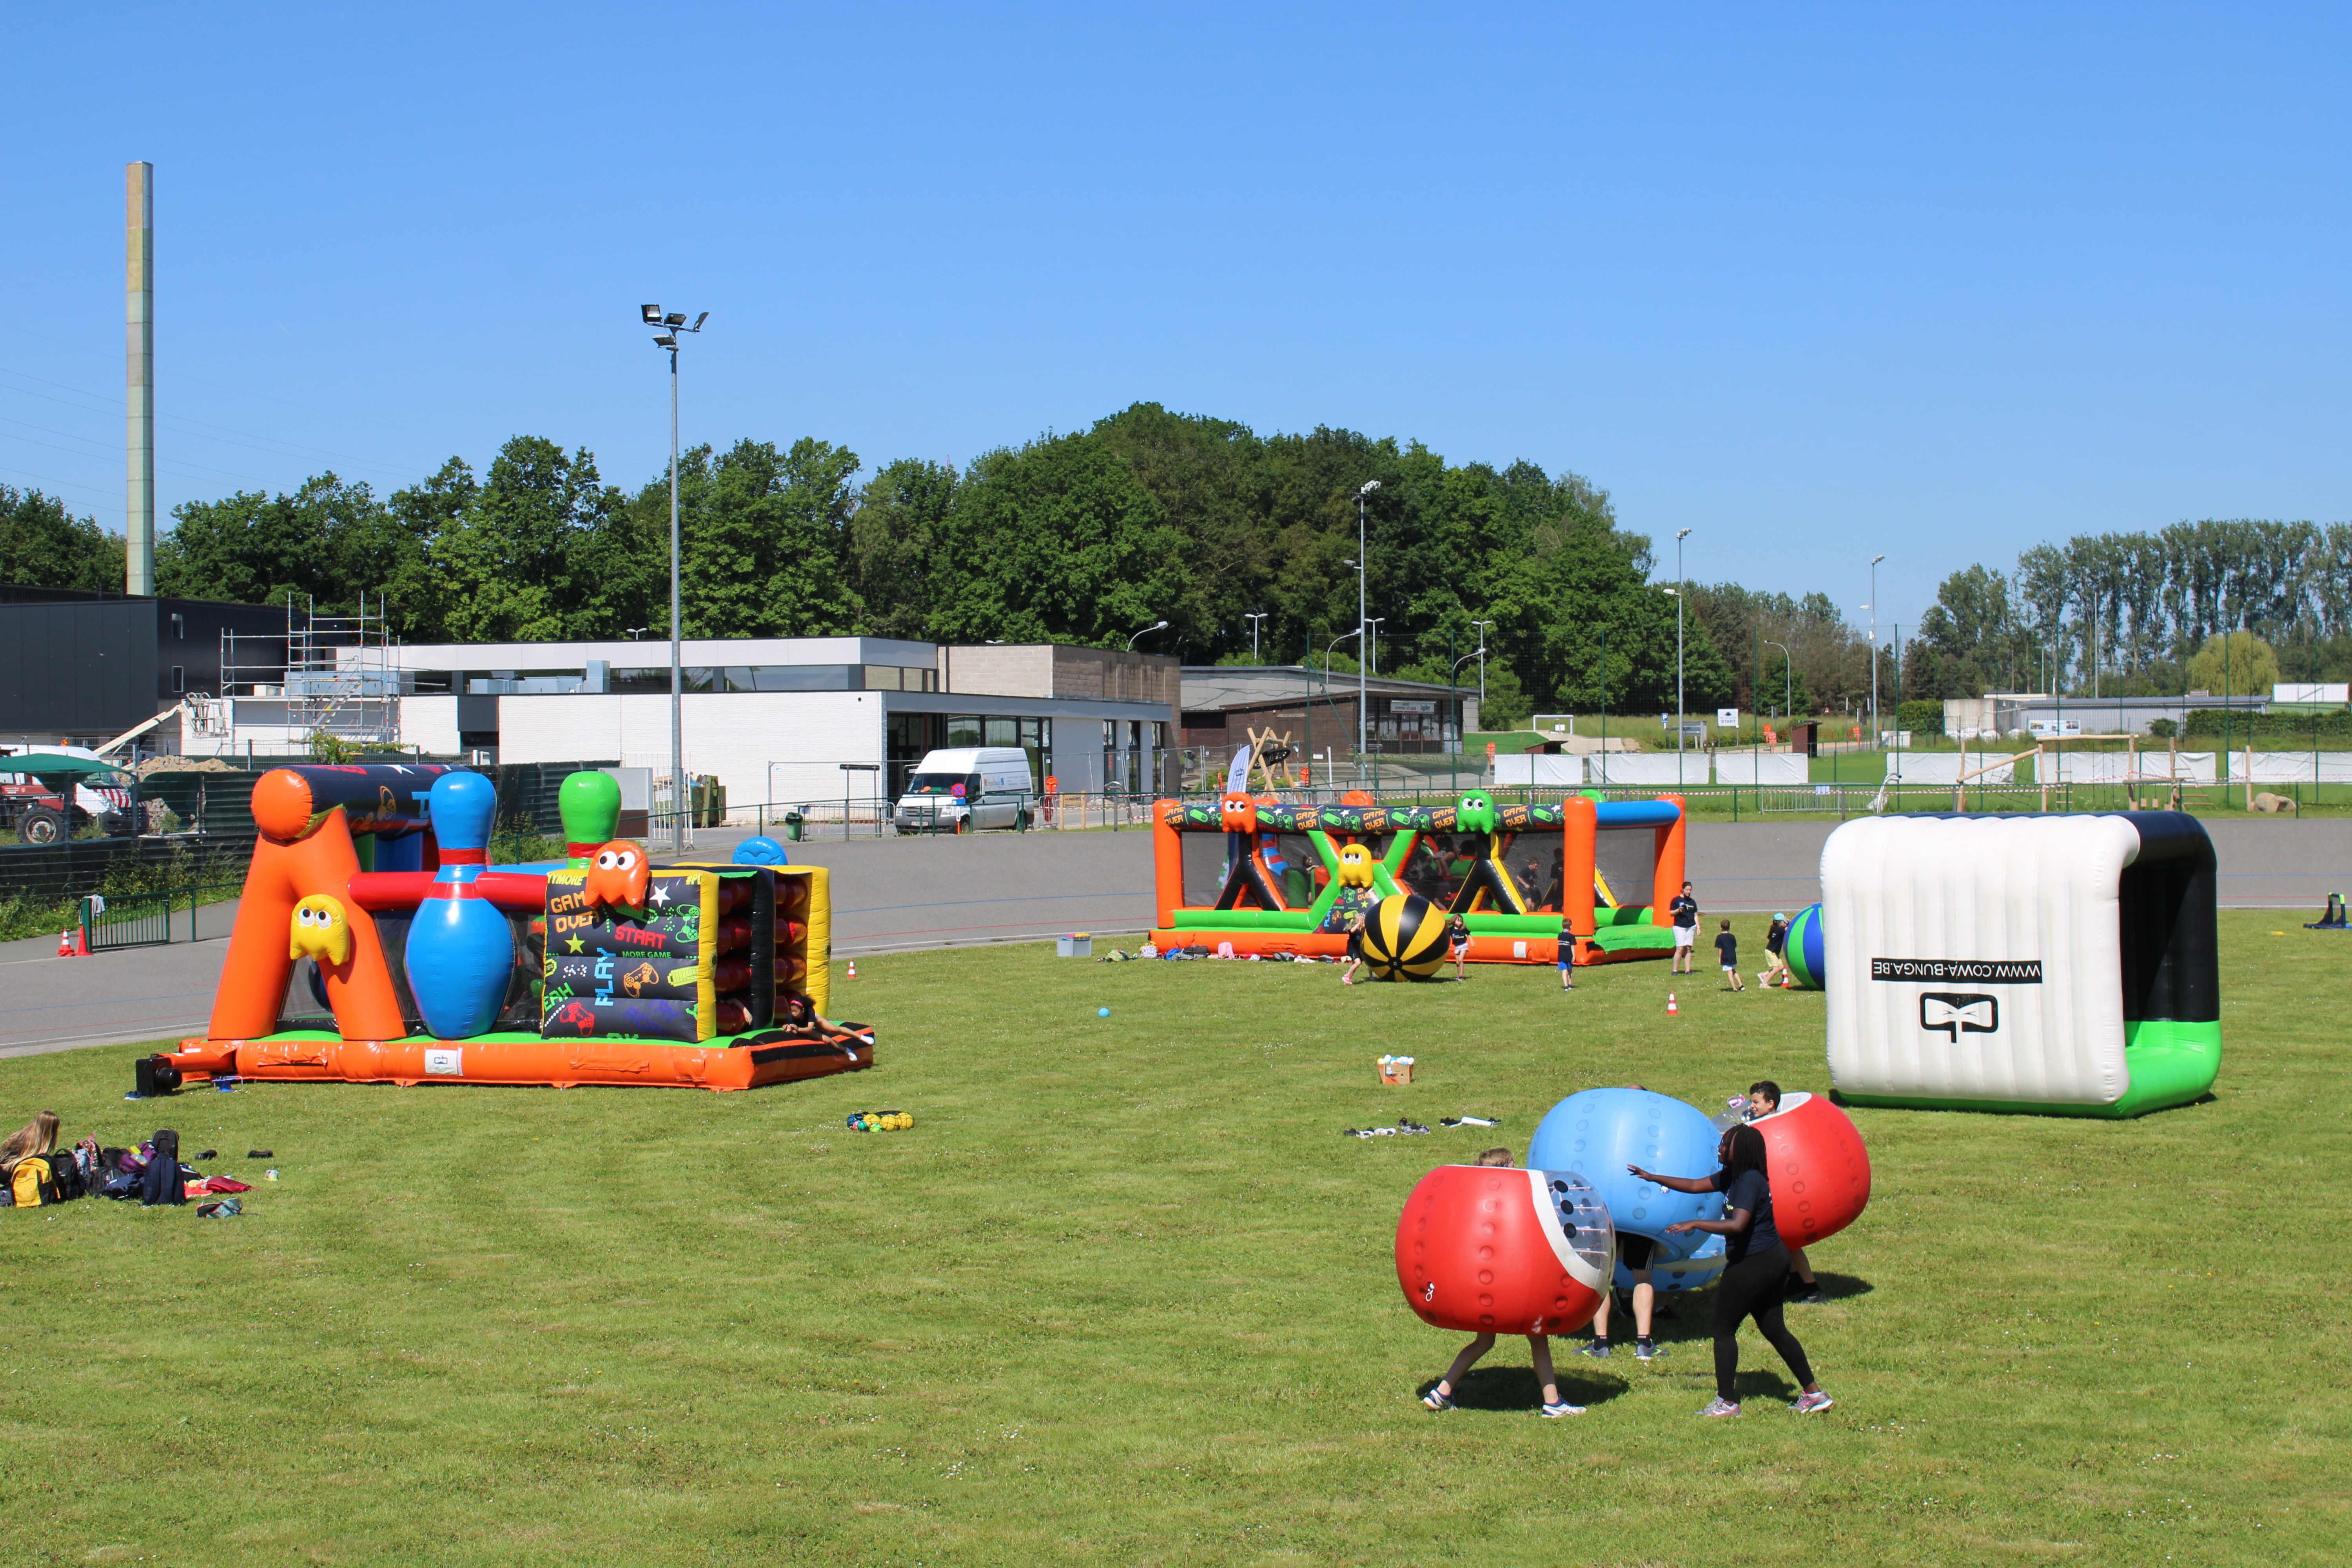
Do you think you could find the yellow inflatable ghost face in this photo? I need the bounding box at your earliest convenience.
[289,894,351,967]
[1335,842,1377,888]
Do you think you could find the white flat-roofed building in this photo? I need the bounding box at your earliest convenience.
[184,635,1178,815]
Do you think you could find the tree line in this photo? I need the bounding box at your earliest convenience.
[1909,521,2352,700]
[18,405,2345,726]
[7,406,1773,728]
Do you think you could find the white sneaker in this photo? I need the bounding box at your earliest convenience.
[1541,1401,1586,1417]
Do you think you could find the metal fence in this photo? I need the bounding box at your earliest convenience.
[82,881,245,952]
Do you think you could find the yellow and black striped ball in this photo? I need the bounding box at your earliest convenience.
[1360,893,1449,981]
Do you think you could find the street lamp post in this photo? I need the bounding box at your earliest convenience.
[1673,529,1692,787]
[1450,642,1483,790]
[1765,639,1791,724]
[1243,612,1267,661]
[1321,628,1361,788]
[1470,619,1493,720]
[1127,619,1169,652]
[1356,480,1379,773]
[1869,553,1886,750]
[640,302,708,854]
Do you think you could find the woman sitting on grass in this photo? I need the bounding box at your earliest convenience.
[2,1110,59,1177]
[1419,1147,1584,1418]
[1631,1124,1833,1419]
[2,1111,60,1169]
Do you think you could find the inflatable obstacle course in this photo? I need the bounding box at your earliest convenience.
[169,762,867,1093]
[1149,790,1690,966]
[1821,811,2220,1118]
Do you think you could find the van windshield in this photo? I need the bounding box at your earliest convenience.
[906,772,980,797]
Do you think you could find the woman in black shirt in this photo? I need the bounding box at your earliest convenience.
[1630,1124,1832,1417]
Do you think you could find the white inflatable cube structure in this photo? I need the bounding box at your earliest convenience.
[1821,812,2220,1118]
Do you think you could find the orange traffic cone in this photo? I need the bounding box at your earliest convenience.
[57,929,75,958]
[1666,991,1679,1015]
[846,958,857,979]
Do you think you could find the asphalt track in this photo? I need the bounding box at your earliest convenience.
[5,818,2347,1061]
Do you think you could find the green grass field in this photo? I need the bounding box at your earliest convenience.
[2,912,2345,1565]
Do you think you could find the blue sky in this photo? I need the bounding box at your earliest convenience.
[4,4,2346,634]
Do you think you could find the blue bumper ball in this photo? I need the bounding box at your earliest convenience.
[1527,1086,1729,1293]
[732,835,790,866]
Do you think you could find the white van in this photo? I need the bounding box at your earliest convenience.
[894,748,1034,833]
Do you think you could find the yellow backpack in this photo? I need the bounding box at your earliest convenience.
[10,1156,54,1209]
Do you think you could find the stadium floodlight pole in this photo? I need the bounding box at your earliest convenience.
[1765,640,1791,722]
[641,302,708,853]
[1126,619,1168,651]
[1243,612,1267,661]
[1870,553,1886,751]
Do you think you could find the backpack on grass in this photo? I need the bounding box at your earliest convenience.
[9,1156,61,1209]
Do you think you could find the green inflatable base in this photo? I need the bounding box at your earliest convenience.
[249,1026,781,1049]
[1588,924,1677,956]
[1837,1020,2222,1119]
[1167,909,1586,935]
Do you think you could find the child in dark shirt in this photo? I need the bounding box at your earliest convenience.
[1714,919,1745,991]
[1633,1125,1832,1418]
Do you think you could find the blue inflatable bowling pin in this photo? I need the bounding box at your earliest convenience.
[405,772,514,1038]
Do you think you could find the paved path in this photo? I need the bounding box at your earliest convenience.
[7,817,2346,1063]
[1686,816,2352,912]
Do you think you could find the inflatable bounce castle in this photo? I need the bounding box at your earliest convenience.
[161,764,871,1092]
[1819,811,2219,1118]
[1149,790,1690,966]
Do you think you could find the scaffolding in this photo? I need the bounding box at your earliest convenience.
[218,593,399,746]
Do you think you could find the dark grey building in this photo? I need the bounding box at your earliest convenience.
[0,585,291,747]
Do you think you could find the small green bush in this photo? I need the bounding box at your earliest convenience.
[1897,699,1946,738]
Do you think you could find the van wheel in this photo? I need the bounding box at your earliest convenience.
[19,805,67,846]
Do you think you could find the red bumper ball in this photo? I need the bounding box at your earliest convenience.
[1748,1091,1871,1247]
[1395,1165,1614,1335]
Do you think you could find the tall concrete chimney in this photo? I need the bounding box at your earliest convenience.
[126,161,154,597]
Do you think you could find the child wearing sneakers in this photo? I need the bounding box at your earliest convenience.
[1420,1147,1585,1418]
[1556,915,1576,991]
[1715,919,1745,991]
[1580,1232,1668,1365]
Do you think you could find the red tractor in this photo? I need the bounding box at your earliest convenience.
[0,756,136,846]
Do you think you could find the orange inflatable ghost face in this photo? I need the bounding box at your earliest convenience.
[582,841,650,912]
[1219,792,1257,835]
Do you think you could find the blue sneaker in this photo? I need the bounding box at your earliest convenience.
[1421,1389,1456,1411]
